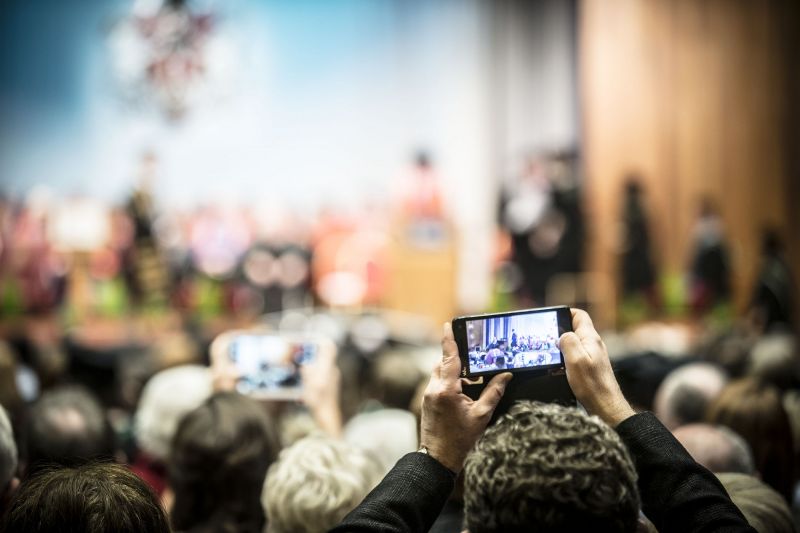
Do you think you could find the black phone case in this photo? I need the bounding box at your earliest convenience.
[463,368,576,425]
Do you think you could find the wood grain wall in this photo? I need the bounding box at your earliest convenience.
[579,0,798,327]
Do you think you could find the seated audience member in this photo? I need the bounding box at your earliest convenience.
[263,435,382,533]
[464,401,640,532]
[169,392,280,533]
[133,365,212,495]
[653,362,728,431]
[717,473,794,533]
[706,377,795,502]
[344,409,417,476]
[0,462,169,533]
[368,349,425,411]
[0,342,23,431]
[331,310,754,533]
[747,334,798,391]
[0,406,18,513]
[672,424,755,474]
[23,386,114,475]
[344,350,422,473]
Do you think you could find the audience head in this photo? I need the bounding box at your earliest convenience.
[262,435,383,533]
[654,362,728,430]
[369,349,424,411]
[747,334,798,391]
[716,473,793,533]
[672,423,754,474]
[24,385,113,474]
[0,342,22,424]
[344,408,418,475]
[463,401,640,533]
[0,405,18,506]
[169,391,280,533]
[135,364,212,461]
[1,462,170,533]
[706,378,794,500]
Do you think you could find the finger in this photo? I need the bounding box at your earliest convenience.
[570,308,603,344]
[559,331,589,369]
[439,322,462,381]
[315,338,337,365]
[473,372,512,418]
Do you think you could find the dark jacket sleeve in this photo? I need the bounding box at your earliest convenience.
[329,452,456,533]
[616,412,755,533]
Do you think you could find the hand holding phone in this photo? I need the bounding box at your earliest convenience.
[210,330,334,401]
[559,308,635,427]
[453,306,576,419]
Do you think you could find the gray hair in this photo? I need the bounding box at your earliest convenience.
[134,365,212,460]
[0,404,17,491]
[464,401,640,533]
[748,334,798,389]
[263,435,383,533]
[654,363,728,430]
[672,423,755,475]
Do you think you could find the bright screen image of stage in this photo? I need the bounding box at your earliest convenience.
[229,336,317,394]
[466,310,561,375]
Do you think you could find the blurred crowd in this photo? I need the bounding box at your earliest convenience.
[0,298,797,531]
[0,152,798,532]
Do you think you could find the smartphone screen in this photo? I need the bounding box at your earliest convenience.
[228,335,318,397]
[453,306,571,378]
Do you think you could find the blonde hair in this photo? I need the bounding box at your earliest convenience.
[134,365,212,460]
[263,436,383,533]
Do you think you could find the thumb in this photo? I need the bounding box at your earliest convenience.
[440,322,462,380]
[474,372,513,418]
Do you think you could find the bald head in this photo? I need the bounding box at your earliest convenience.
[654,363,728,430]
[673,423,754,475]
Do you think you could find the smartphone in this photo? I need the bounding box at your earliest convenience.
[227,334,320,399]
[452,305,572,378]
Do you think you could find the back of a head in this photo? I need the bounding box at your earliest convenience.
[0,405,17,500]
[748,334,798,391]
[672,423,754,475]
[0,342,22,423]
[169,391,280,533]
[344,408,418,475]
[707,378,795,501]
[263,435,383,533]
[716,473,793,533]
[370,350,424,411]
[464,401,640,533]
[1,462,169,533]
[135,365,213,461]
[654,362,728,430]
[25,386,113,474]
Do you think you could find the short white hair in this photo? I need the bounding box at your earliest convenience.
[263,435,383,533]
[0,404,17,490]
[344,408,418,475]
[134,365,212,460]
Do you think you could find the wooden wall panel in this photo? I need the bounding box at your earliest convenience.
[579,0,794,326]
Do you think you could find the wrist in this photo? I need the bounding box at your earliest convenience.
[600,400,636,427]
[419,442,463,474]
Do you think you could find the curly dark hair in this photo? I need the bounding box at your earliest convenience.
[463,401,640,533]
